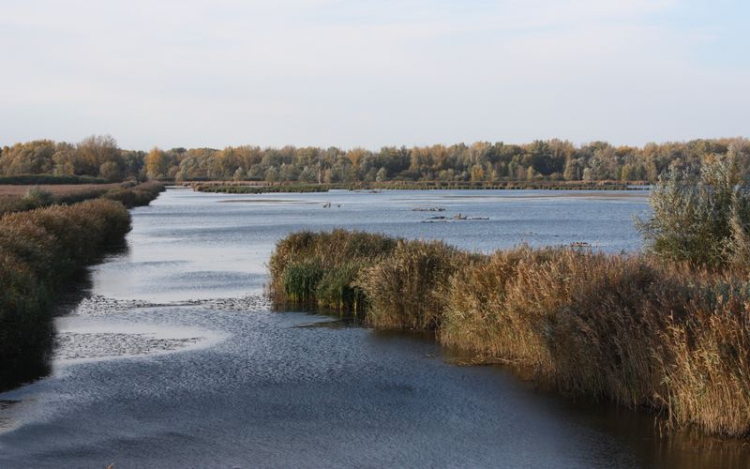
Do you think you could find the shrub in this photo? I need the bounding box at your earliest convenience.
[638,156,750,267]
[23,186,54,206]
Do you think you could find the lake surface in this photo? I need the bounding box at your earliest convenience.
[1,188,747,468]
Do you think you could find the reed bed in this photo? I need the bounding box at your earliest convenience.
[0,181,164,216]
[269,229,397,313]
[0,174,109,185]
[0,199,132,390]
[268,230,750,438]
[101,181,166,208]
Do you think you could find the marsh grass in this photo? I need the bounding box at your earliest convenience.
[0,181,164,216]
[358,240,473,330]
[0,199,132,390]
[269,230,398,313]
[269,229,750,438]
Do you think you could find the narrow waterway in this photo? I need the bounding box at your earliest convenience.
[1,188,747,468]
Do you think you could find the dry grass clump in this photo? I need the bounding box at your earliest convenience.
[0,199,132,390]
[656,276,750,436]
[268,229,398,312]
[0,182,118,197]
[358,240,472,330]
[440,246,564,365]
[0,181,164,217]
[102,181,165,208]
[443,249,750,437]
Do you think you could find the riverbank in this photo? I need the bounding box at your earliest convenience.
[0,183,165,391]
[269,229,750,439]
[0,181,165,216]
[193,180,649,194]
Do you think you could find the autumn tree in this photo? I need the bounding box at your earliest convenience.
[145,147,170,180]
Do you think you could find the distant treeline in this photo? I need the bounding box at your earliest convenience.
[2,135,748,184]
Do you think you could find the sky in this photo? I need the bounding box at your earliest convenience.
[0,0,747,150]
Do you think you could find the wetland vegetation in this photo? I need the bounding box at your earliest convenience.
[268,156,750,439]
[0,182,164,390]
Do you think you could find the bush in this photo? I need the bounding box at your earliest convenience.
[102,181,165,208]
[23,186,54,206]
[638,156,750,267]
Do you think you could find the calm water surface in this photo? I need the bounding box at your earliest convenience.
[1,188,747,468]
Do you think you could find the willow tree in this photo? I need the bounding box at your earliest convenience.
[638,155,750,267]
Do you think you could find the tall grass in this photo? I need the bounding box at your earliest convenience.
[0,199,132,390]
[101,181,165,208]
[269,230,750,438]
[269,230,398,313]
[0,174,108,185]
[358,240,473,330]
[0,181,164,216]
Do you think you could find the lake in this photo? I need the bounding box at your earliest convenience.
[1,188,747,468]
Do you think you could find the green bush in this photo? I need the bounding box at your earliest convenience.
[638,156,750,267]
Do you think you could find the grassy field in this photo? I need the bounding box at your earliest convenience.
[269,229,750,439]
[0,181,164,216]
[0,183,120,197]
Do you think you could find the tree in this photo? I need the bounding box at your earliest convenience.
[145,148,170,180]
[470,164,484,182]
[99,161,121,181]
[376,167,388,182]
[637,155,750,266]
[77,135,120,176]
[265,167,279,183]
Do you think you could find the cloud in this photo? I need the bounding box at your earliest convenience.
[0,0,747,149]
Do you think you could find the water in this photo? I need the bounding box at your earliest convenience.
[1,188,747,468]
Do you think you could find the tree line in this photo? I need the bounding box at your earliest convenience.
[2,135,748,184]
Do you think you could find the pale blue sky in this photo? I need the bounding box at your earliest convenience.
[0,0,747,150]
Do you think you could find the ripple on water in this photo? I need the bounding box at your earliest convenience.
[52,294,272,366]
